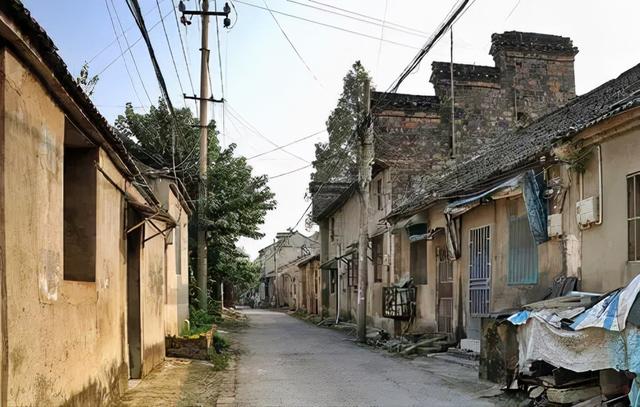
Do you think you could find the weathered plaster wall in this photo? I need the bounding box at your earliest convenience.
[3,50,129,405]
[575,128,640,292]
[140,225,166,377]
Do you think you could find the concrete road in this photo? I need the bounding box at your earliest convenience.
[235,309,497,406]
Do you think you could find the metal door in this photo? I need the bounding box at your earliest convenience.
[469,226,491,317]
[436,247,453,334]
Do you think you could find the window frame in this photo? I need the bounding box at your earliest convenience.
[507,215,539,285]
[410,239,428,285]
[628,173,640,261]
[372,235,384,282]
[377,179,383,211]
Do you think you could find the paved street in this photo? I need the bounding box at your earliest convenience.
[235,309,498,406]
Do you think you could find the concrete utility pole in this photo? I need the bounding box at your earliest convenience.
[196,0,210,310]
[357,78,372,342]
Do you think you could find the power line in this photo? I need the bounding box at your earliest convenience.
[387,0,472,93]
[110,0,154,106]
[269,164,312,179]
[97,8,174,77]
[307,0,429,35]
[225,103,310,163]
[286,0,426,39]
[170,0,198,113]
[104,0,147,111]
[247,130,325,160]
[125,0,176,114]
[155,0,187,107]
[375,0,389,73]
[233,0,420,50]
[89,0,167,63]
[262,0,323,87]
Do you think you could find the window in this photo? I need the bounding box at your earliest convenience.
[410,240,427,285]
[63,146,98,282]
[330,217,335,242]
[508,215,538,284]
[330,269,337,294]
[175,224,182,275]
[377,179,383,211]
[372,235,384,282]
[628,174,640,261]
[347,252,358,288]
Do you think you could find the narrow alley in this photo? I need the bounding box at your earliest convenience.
[235,310,497,406]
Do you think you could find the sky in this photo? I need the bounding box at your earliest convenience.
[22,0,640,259]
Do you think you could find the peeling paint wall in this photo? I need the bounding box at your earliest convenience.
[2,49,129,405]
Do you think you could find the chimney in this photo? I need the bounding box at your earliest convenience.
[490,31,579,122]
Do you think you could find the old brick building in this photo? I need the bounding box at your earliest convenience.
[311,30,580,335]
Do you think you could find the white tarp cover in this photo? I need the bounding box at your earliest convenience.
[517,317,640,374]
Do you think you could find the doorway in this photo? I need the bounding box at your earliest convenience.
[127,211,143,379]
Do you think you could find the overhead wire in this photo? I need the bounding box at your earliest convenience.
[225,103,310,163]
[97,7,174,76]
[89,0,167,64]
[109,0,154,106]
[268,164,312,179]
[232,0,420,50]
[155,0,187,108]
[214,0,227,147]
[104,0,147,112]
[307,0,429,35]
[170,0,198,113]
[262,0,323,88]
[375,0,389,74]
[247,130,325,160]
[286,0,425,39]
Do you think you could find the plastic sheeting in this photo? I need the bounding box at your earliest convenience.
[522,170,549,245]
[571,274,640,331]
[517,318,640,374]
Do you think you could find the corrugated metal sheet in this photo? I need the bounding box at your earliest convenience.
[508,215,539,285]
[469,225,491,316]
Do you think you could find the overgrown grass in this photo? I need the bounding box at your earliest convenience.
[179,307,223,337]
[208,331,231,371]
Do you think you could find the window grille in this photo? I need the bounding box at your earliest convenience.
[469,225,491,316]
[507,215,539,285]
[372,235,384,282]
[628,174,640,261]
[347,252,358,288]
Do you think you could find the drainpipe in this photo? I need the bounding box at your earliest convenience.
[596,145,603,226]
[335,244,341,325]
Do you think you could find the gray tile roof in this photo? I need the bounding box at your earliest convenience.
[390,62,640,218]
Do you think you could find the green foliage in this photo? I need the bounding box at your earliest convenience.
[208,347,230,371]
[114,101,276,307]
[75,61,99,97]
[213,332,230,350]
[311,61,372,183]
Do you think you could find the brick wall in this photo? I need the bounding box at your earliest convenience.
[372,30,578,208]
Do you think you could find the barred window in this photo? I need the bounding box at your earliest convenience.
[372,235,384,282]
[628,174,640,261]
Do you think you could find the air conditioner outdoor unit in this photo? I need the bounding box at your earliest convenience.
[547,213,563,238]
[576,196,599,227]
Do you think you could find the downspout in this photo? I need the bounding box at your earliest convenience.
[596,145,603,226]
[335,244,341,325]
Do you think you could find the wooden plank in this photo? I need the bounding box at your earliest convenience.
[547,385,600,405]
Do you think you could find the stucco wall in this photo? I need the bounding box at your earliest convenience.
[3,50,129,405]
[576,128,640,292]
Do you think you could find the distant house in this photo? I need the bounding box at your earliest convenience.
[0,1,191,405]
[255,230,319,307]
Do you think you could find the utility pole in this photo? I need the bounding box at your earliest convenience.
[357,78,372,342]
[180,0,231,311]
[196,0,210,311]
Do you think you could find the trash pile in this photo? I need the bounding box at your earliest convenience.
[505,274,640,406]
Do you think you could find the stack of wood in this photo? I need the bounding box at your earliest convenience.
[520,364,600,406]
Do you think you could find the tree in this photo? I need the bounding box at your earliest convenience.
[311,61,372,183]
[115,101,276,308]
[75,61,99,97]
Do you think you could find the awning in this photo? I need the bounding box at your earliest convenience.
[320,258,338,270]
[391,212,429,234]
[444,174,523,218]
